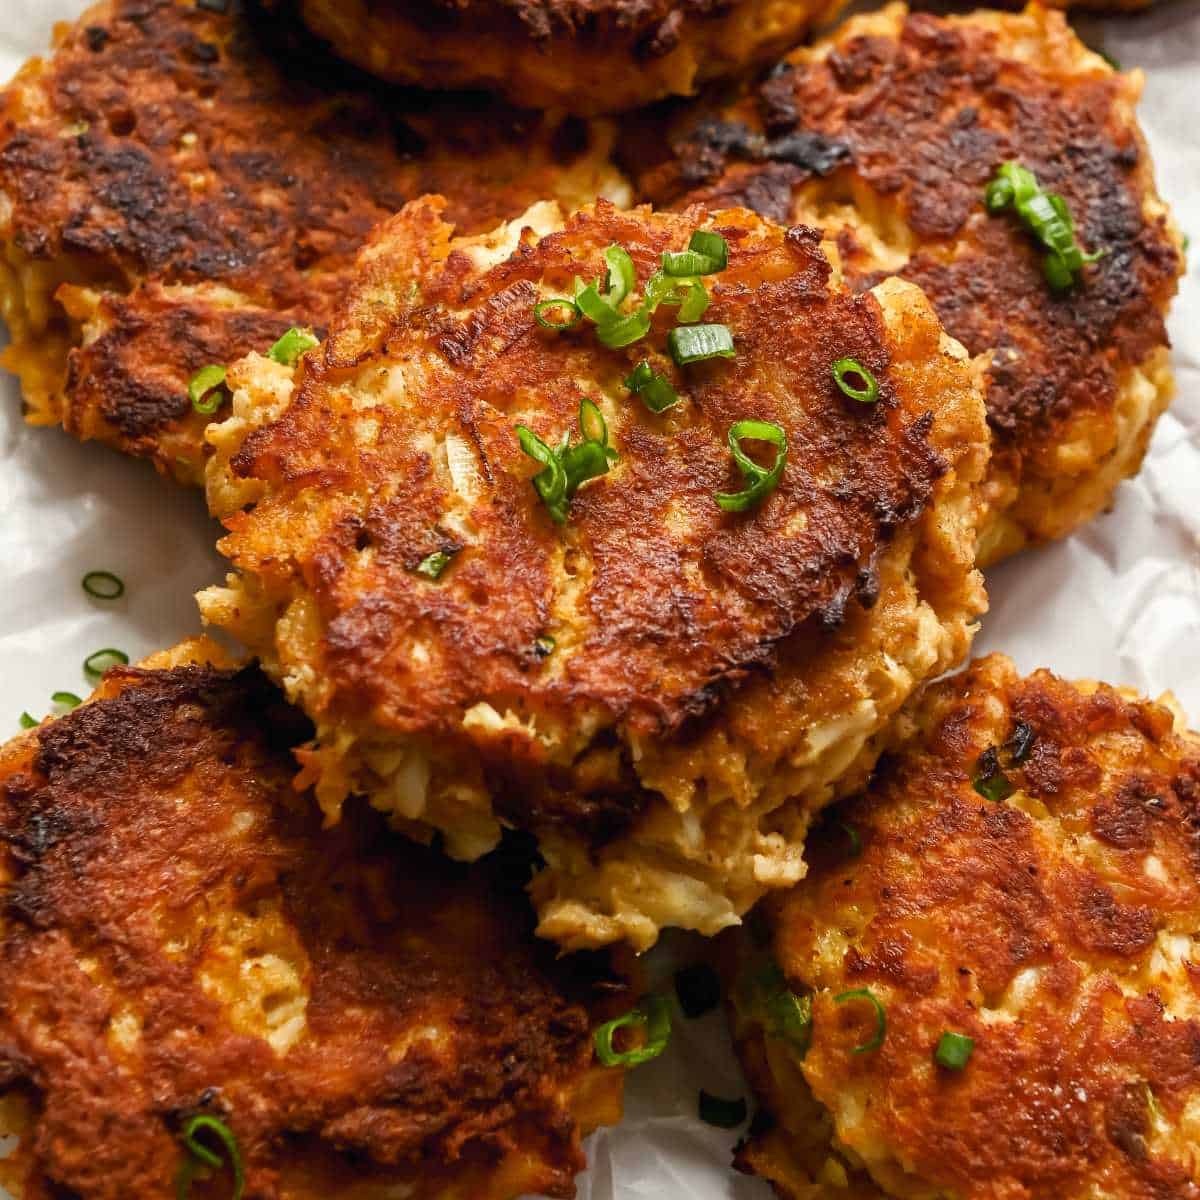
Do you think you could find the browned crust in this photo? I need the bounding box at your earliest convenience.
[628,4,1182,563]
[0,0,624,480]
[220,198,954,837]
[0,661,629,1200]
[741,654,1200,1200]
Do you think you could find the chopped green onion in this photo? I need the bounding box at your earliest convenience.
[698,1091,747,1128]
[51,691,82,711]
[578,397,608,448]
[416,549,457,580]
[934,1030,975,1071]
[715,419,787,513]
[984,160,1102,291]
[177,1113,244,1200]
[267,327,319,366]
[668,323,735,366]
[83,647,129,683]
[81,570,125,600]
[625,360,681,414]
[596,307,651,349]
[662,230,728,277]
[188,365,228,415]
[575,279,618,326]
[675,963,721,1019]
[972,746,1014,802]
[534,298,583,331]
[1005,720,1036,765]
[19,712,37,730]
[831,357,879,404]
[603,244,637,307]
[838,822,862,857]
[517,400,616,524]
[737,959,813,1058]
[834,988,886,1054]
[593,994,671,1067]
[534,634,556,658]
[517,425,570,524]
[644,271,709,323]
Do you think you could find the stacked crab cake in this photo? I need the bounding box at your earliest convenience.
[292,0,849,116]
[0,0,628,484]
[0,639,633,1200]
[199,195,989,951]
[631,2,1184,566]
[729,654,1200,1200]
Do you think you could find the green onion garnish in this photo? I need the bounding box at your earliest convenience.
[663,230,729,277]
[593,994,671,1067]
[596,308,651,349]
[51,691,82,711]
[715,419,787,513]
[668,323,735,366]
[624,360,681,414]
[644,271,710,323]
[176,1113,244,1200]
[267,327,319,366]
[188,365,228,415]
[603,244,637,307]
[972,746,1014,802]
[736,959,812,1058]
[838,822,862,857]
[516,399,616,524]
[81,570,125,600]
[83,647,129,683]
[675,962,721,1019]
[1005,720,1036,765]
[934,1030,975,1070]
[831,357,879,404]
[698,1091,747,1128]
[416,549,457,580]
[534,634,556,658]
[534,298,583,331]
[19,712,37,730]
[984,161,1102,291]
[834,988,886,1054]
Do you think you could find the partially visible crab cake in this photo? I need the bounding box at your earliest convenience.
[729,654,1200,1200]
[631,3,1183,567]
[0,0,628,485]
[199,196,989,952]
[0,639,631,1200]
[294,0,847,117]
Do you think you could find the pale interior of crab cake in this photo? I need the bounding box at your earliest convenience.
[728,653,1200,1200]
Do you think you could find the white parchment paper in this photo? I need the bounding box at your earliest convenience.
[0,2,1196,1196]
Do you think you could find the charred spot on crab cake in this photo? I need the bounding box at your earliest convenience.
[0,0,628,485]
[0,640,630,1200]
[729,653,1200,1200]
[198,195,989,951]
[293,0,848,117]
[630,2,1183,567]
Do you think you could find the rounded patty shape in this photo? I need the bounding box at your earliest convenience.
[630,2,1184,567]
[729,654,1200,1200]
[200,197,988,951]
[0,0,628,484]
[0,641,630,1200]
[295,0,848,116]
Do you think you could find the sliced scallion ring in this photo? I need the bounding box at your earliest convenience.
[624,360,681,414]
[177,1113,244,1200]
[596,307,651,350]
[593,994,671,1067]
[267,326,319,366]
[934,1030,975,1071]
[832,357,879,403]
[662,229,729,277]
[19,712,37,730]
[83,647,130,683]
[715,419,787,513]
[972,746,1014,802]
[534,298,583,331]
[603,244,637,307]
[834,988,887,1054]
[668,323,735,366]
[415,549,457,580]
[82,570,125,600]
[51,691,82,711]
[517,425,570,524]
[188,364,228,415]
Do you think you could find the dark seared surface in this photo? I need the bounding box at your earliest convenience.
[217,199,968,834]
[748,655,1200,1200]
[0,0,620,461]
[0,661,625,1200]
[630,7,1181,473]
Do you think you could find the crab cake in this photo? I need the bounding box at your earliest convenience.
[631,3,1184,567]
[729,654,1200,1200]
[294,0,847,117]
[0,0,628,485]
[0,638,633,1200]
[198,196,989,952]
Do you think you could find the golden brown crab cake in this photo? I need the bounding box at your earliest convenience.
[0,0,628,485]
[294,0,848,117]
[728,653,1200,1200]
[198,195,989,952]
[0,638,632,1200]
[630,3,1183,567]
